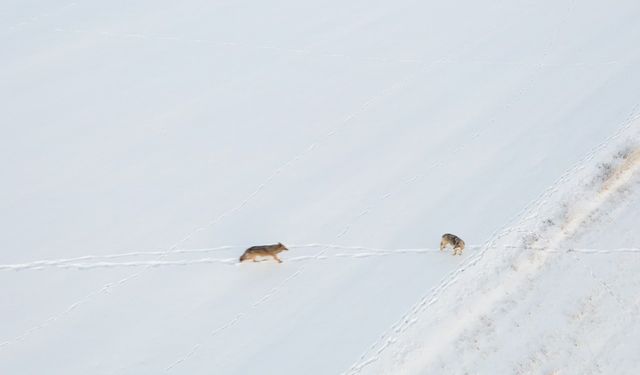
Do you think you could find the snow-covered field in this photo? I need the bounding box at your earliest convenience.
[2,0,640,374]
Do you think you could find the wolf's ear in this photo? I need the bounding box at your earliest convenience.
[278,242,283,246]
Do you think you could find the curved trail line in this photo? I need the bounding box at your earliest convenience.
[0,71,406,351]
[344,117,640,374]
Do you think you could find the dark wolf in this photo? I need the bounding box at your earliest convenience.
[440,233,465,256]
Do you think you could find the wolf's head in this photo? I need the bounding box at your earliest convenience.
[278,242,288,251]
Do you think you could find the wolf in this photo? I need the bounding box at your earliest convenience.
[239,243,288,263]
[440,233,465,256]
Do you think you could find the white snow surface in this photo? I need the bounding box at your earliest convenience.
[2,1,640,374]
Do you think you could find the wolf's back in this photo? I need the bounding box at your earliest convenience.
[248,245,278,254]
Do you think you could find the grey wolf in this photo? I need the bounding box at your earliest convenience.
[440,233,465,256]
[239,243,288,263]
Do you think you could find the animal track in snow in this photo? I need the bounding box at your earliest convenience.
[3,245,640,272]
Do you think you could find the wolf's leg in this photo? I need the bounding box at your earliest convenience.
[272,254,283,263]
[440,240,446,251]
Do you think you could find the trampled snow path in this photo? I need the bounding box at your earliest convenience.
[3,245,640,272]
[347,117,640,374]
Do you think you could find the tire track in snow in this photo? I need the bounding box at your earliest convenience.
[344,115,640,374]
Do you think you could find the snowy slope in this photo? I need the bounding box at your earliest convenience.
[2,0,640,374]
[352,122,640,374]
